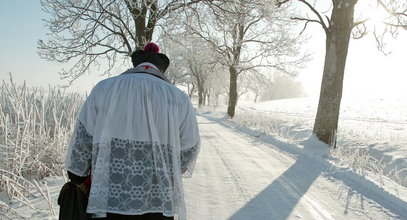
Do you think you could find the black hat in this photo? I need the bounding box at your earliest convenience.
[131,42,170,73]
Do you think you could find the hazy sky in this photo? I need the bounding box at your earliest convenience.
[0,1,406,99]
[0,0,106,94]
[299,23,407,99]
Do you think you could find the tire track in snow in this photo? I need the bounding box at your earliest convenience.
[186,116,334,220]
[184,115,405,220]
[211,140,253,201]
[200,117,335,219]
[184,118,250,219]
[278,175,334,220]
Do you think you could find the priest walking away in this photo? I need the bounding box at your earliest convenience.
[63,43,201,220]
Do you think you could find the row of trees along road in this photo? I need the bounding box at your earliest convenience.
[38,0,407,145]
[277,0,407,144]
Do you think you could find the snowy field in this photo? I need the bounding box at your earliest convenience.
[184,115,407,220]
[1,95,407,219]
[235,96,407,187]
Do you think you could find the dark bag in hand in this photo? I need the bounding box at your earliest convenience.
[57,182,91,220]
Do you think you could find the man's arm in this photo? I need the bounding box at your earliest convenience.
[179,101,200,177]
[65,121,93,177]
[64,89,97,179]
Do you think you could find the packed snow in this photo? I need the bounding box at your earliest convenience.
[184,115,407,219]
[237,96,407,187]
[1,96,407,220]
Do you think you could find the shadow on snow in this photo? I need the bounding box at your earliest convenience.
[198,113,407,220]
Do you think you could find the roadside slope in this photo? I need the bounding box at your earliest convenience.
[3,115,407,220]
[184,115,407,220]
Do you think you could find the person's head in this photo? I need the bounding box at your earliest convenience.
[131,42,170,72]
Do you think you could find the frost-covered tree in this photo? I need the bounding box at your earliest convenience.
[38,0,211,83]
[204,64,230,106]
[237,70,269,103]
[182,0,307,117]
[259,73,306,101]
[238,70,305,102]
[167,35,217,106]
[278,0,407,144]
[163,35,220,107]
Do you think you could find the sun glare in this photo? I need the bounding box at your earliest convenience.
[358,1,390,30]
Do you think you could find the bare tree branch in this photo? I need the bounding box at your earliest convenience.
[297,0,329,32]
[39,0,208,82]
[353,18,369,27]
[352,22,368,39]
[276,0,290,8]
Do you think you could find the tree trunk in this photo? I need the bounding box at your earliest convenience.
[214,92,219,107]
[145,2,158,42]
[227,66,238,118]
[127,1,155,50]
[206,90,210,106]
[313,0,356,145]
[198,85,204,107]
[197,74,204,107]
[203,89,208,106]
[132,5,147,49]
[187,83,195,98]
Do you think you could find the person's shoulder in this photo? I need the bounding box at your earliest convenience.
[98,75,120,85]
[86,75,120,97]
[167,84,190,100]
[93,75,121,89]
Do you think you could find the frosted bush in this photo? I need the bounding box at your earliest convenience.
[200,105,406,187]
[232,110,312,142]
[0,77,83,208]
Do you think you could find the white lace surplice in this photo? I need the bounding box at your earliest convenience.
[65,71,200,219]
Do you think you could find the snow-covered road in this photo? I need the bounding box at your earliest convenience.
[184,115,407,220]
[5,115,407,220]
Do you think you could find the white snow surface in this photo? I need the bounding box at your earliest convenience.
[183,113,407,220]
[2,96,407,220]
[238,96,407,186]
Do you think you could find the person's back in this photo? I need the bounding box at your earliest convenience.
[64,43,200,220]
